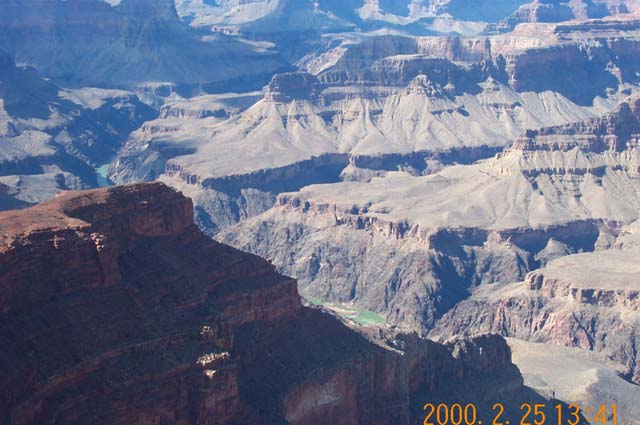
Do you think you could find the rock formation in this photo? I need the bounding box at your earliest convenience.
[488,0,639,33]
[3,2,640,422]
[507,338,640,424]
[430,218,640,385]
[513,97,640,151]
[110,17,640,234]
[0,0,285,89]
[220,98,640,334]
[175,0,639,39]
[0,183,527,424]
[0,51,156,209]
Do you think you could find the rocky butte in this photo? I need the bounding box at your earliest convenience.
[0,182,533,424]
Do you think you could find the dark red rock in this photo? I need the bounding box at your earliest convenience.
[0,183,524,424]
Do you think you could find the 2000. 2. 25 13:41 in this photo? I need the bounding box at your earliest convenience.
[423,403,618,425]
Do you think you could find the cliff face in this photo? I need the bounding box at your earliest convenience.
[110,17,640,238]
[487,0,637,33]
[0,183,524,424]
[220,97,640,334]
[431,255,640,384]
[321,22,640,104]
[513,97,640,152]
[430,220,640,385]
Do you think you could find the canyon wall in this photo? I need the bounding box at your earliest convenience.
[110,18,640,237]
[430,232,640,385]
[0,51,157,208]
[221,98,640,334]
[0,183,525,424]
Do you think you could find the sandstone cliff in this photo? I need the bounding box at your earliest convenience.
[0,183,525,424]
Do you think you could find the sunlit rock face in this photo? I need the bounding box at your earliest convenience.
[487,0,640,32]
[430,221,640,390]
[110,17,640,235]
[174,0,639,37]
[219,98,640,333]
[2,2,640,422]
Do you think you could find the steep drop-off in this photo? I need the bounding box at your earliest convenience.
[221,98,640,334]
[0,183,528,424]
[0,52,156,208]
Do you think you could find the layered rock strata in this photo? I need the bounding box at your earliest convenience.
[488,0,640,33]
[111,18,640,235]
[0,183,525,424]
[0,52,156,208]
[430,225,640,385]
[0,0,285,88]
[220,99,640,334]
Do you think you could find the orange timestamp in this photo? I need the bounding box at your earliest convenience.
[423,403,618,425]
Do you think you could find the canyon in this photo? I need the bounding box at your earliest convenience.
[174,0,640,36]
[2,1,640,422]
[0,0,286,89]
[1,182,531,424]
[0,51,156,208]
[220,97,640,329]
[110,16,640,234]
[431,218,640,384]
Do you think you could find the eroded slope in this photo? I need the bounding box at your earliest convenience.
[0,182,528,424]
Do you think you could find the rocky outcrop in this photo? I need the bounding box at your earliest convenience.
[125,145,499,237]
[430,240,640,384]
[220,106,640,333]
[505,40,640,105]
[110,18,640,240]
[487,0,634,33]
[0,183,527,424]
[221,183,621,333]
[320,23,640,105]
[157,93,262,121]
[264,72,322,102]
